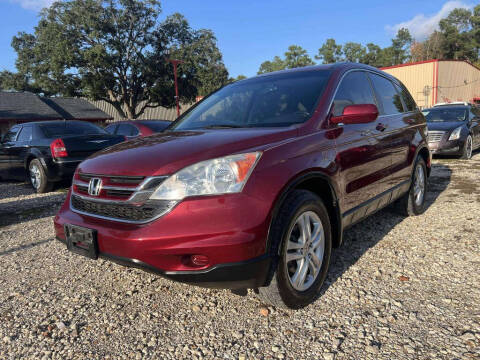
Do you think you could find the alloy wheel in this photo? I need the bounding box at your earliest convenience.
[285,211,325,291]
[466,136,473,159]
[30,164,41,190]
[413,164,425,207]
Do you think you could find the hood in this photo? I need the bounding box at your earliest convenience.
[427,121,466,131]
[77,127,297,176]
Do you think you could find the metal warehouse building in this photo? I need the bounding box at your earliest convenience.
[381,60,480,109]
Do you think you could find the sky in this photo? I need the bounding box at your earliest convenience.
[0,0,474,78]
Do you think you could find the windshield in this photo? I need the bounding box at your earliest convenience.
[170,70,332,130]
[40,122,107,137]
[422,108,467,122]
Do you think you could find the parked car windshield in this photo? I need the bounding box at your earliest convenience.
[170,70,332,130]
[422,108,467,122]
[40,122,107,137]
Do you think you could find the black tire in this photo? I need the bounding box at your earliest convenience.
[460,135,473,160]
[257,190,332,309]
[28,159,53,193]
[394,157,427,216]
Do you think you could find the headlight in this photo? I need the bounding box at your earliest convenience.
[150,152,261,201]
[448,126,462,141]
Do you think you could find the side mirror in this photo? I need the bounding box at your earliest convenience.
[331,104,379,125]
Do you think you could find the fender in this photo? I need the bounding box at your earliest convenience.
[265,170,343,255]
[23,148,45,169]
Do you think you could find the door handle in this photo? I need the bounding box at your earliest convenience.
[376,123,387,132]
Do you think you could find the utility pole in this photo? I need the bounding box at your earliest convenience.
[167,59,184,117]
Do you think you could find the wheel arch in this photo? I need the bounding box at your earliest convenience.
[266,171,343,254]
[416,146,431,177]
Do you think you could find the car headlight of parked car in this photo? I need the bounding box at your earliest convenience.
[150,152,262,201]
[448,126,463,141]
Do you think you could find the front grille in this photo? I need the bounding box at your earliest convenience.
[78,173,145,186]
[428,131,445,142]
[71,195,176,223]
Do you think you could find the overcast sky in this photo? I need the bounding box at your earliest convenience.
[0,0,474,77]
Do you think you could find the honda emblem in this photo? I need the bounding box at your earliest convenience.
[88,178,102,196]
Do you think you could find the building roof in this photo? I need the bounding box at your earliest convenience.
[380,59,480,72]
[0,91,62,120]
[0,91,112,122]
[40,97,112,120]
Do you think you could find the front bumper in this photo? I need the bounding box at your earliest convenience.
[54,190,273,289]
[428,138,463,155]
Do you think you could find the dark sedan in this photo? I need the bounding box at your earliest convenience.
[104,120,171,139]
[0,121,125,192]
[423,105,480,159]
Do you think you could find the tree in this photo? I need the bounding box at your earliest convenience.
[361,43,384,67]
[391,28,413,64]
[9,0,229,119]
[257,45,314,74]
[342,42,366,63]
[283,45,315,68]
[315,38,343,64]
[0,71,44,93]
[439,8,476,61]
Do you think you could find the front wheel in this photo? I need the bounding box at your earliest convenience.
[460,135,473,160]
[29,159,53,193]
[257,190,332,309]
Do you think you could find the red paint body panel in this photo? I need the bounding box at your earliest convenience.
[54,63,430,287]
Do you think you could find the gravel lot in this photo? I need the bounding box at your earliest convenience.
[0,153,479,360]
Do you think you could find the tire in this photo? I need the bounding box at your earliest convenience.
[460,135,473,160]
[394,157,427,216]
[28,159,53,193]
[257,190,332,309]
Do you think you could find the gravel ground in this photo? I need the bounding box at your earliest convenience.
[0,153,479,360]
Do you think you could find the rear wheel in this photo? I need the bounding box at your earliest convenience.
[395,157,427,216]
[29,159,53,193]
[257,190,332,309]
[460,135,473,160]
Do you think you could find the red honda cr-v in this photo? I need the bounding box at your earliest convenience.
[54,63,430,309]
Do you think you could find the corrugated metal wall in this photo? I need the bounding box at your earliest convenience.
[437,61,480,104]
[88,100,193,122]
[382,61,435,108]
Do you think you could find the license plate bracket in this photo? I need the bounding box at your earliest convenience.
[64,224,98,259]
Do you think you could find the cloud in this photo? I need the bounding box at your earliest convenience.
[8,0,55,11]
[386,1,473,40]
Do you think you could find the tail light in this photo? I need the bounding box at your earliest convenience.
[50,138,68,158]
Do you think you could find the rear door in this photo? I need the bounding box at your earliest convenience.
[332,70,391,215]
[368,73,417,189]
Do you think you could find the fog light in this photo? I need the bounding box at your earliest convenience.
[191,255,209,266]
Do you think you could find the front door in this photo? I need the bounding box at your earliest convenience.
[0,125,21,180]
[331,71,392,216]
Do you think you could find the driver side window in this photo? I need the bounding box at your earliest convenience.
[333,72,377,116]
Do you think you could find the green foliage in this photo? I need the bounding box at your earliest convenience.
[315,39,343,64]
[8,0,228,118]
[258,45,314,74]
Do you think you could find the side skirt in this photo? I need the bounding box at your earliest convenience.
[342,180,411,229]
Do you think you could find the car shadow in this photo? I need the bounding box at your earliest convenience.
[0,193,66,227]
[316,162,452,301]
[0,238,53,257]
[0,181,33,201]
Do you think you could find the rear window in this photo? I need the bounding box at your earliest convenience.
[369,74,404,115]
[40,122,106,137]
